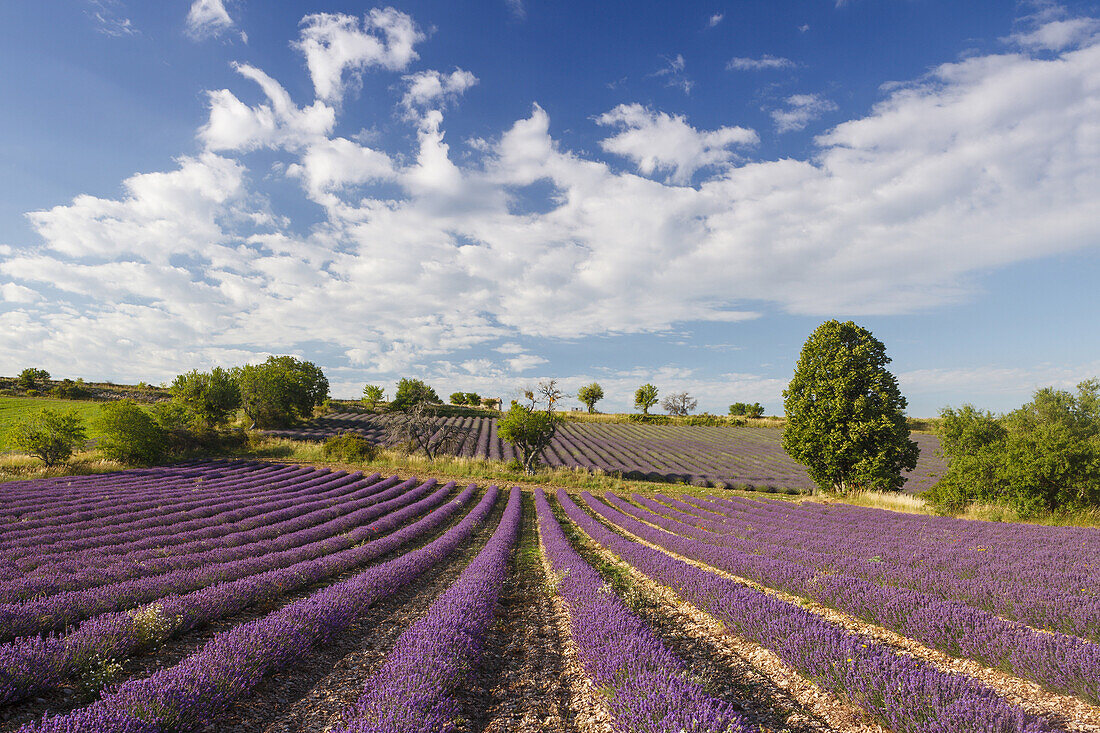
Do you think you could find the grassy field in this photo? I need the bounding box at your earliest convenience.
[0,395,116,451]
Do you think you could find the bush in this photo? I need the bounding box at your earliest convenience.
[322,432,380,463]
[96,400,168,465]
[626,413,671,424]
[683,413,726,427]
[51,378,91,400]
[7,408,87,466]
[16,368,50,391]
[926,380,1100,516]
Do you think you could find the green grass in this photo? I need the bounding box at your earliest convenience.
[0,395,123,451]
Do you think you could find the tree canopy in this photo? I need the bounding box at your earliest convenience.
[7,408,86,466]
[634,384,659,415]
[170,367,241,428]
[927,380,1100,515]
[577,382,604,413]
[497,404,558,474]
[390,378,441,411]
[782,320,918,494]
[234,356,329,429]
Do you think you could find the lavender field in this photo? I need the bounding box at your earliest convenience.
[1,460,1097,732]
[267,413,946,492]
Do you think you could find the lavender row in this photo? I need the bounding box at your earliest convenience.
[16,485,501,733]
[0,480,470,707]
[0,476,432,641]
[0,472,404,603]
[564,491,1055,733]
[613,493,1100,702]
[0,462,304,539]
[331,487,523,732]
[671,494,1100,640]
[1,464,357,558]
[536,490,752,733]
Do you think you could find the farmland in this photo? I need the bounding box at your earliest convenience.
[1,460,1097,733]
[266,413,947,493]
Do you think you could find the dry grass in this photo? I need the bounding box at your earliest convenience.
[0,450,128,483]
[812,490,934,515]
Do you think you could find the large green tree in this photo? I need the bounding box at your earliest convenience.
[782,320,918,494]
[234,356,329,429]
[390,378,441,411]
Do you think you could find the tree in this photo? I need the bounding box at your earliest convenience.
[535,380,566,415]
[729,402,765,418]
[96,400,167,465]
[17,368,50,391]
[234,356,329,429]
[7,408,86,466]
[169,367,241,428]
[449,392,467,406]
[634,384,659,415]
[497,404,558,474]
[391,378,441,411]
[362,384,385,410]
[384,399,472,460]
[927,381,1100,515]
[782,320,918,494]
[464,392,482,407]
[577,383,605,413]
[662,392,697,417]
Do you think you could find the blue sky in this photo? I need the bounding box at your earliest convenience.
[1,0,1099,416]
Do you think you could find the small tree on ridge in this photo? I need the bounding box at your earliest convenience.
[577,382,604,413]
[634,384,659,415]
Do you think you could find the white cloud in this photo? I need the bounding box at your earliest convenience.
[87,1,136,37]
[506,0,526,20]
[771,93,837,132]
[186,0,242,41]
[727,55,796,71]
[596,103,758,184]
[1010,17,1100,50]
[400,69,478,118]
[708,13,724,28]
[294,9,424,103]
[201,63,336,152]
[1,283,40,303]
[651,54,693,94]
[7,20,1100,394]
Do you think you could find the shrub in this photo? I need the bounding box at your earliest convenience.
[626,413,671,424]
[7,408,87,466]
[51,378,91,400]
[684,413,726,427]
[16,368,50,391]
[96,399,168,465]
[322,432,380,463]
[926,380,1100,515]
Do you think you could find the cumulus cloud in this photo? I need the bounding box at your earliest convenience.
[294,9,424,103]
[770,93,837,132]
[727,55,796,71]
[6,16,1100,394]
[400,69,478,118]
[186,0,242,41]
[596,103,758,184]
